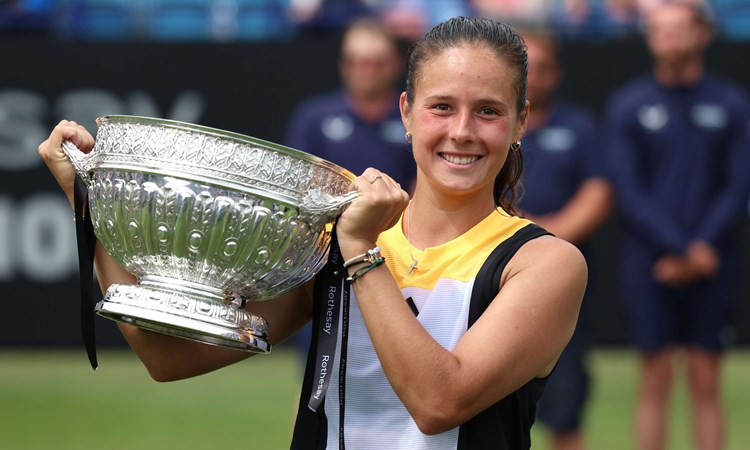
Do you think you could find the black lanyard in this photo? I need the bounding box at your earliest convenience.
[73,175,98,370]
[307,228,351,449]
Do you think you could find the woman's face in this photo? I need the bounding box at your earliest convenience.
[401,44,528,199]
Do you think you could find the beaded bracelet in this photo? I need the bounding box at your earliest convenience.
[346,257,385,282]
[343,246,382,269]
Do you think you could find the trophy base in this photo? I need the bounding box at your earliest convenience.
[96,282,271,353]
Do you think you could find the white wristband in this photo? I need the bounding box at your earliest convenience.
[343,246,382,269]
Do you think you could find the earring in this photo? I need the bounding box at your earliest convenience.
[405,132,413,144]
[510,141,521,152]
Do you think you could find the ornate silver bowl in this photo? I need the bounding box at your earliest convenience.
[63,115,356,353]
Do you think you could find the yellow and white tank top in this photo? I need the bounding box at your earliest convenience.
[321,209,534,449]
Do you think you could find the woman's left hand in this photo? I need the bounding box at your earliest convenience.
[335,167,410,258]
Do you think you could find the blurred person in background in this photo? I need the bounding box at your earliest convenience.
[283,16,417,361]
[551,0,644,38]
[519,28,613,450]
[288,0,371,30]
[604,2,750,449]
[375,0,471,41]
[288,0,469,39]
[0,0,55,30]
[472,0,553,26]
[284,16,416,189]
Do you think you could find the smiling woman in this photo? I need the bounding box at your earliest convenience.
[291,17,586,449]
[37,16,586,450]
[399,43,526,213]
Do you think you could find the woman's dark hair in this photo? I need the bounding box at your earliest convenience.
[405,16,527,215]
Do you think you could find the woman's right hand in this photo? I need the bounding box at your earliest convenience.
[37,120,96,207]
[335,168,409,259]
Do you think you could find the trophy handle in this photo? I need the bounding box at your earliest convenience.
[61,140,94,186]
[300,189,358,216]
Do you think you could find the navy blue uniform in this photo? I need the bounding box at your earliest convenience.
[520,101,602,433]
[605,73,750,352]
[283,89,417,189]
[521,102,602,213]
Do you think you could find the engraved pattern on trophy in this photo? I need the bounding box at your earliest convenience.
[103,284,269,348]
[92,119,353,202]
[63,115,356,353]
[92,174,321,316]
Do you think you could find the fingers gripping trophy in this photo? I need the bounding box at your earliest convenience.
[56,115,357,364]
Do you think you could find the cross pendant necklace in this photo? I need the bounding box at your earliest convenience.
[407,202,419,275]
[408,256,418,275]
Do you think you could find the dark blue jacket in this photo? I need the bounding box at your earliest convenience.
[520,100,602,216]
[605,73,750,256]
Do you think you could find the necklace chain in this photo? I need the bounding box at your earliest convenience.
[407,202,419,275]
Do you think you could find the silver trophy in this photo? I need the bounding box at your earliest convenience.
[63,115,357,353]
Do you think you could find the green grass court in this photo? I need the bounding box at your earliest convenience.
[2,348,750,449]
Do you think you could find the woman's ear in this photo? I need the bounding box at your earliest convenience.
[399,92,411,132]
[514,99,531,142]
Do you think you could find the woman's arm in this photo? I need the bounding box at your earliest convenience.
[39,120,313,382]
[333,167,586,434]
[349,234,586,434]
[354,236,587,434]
